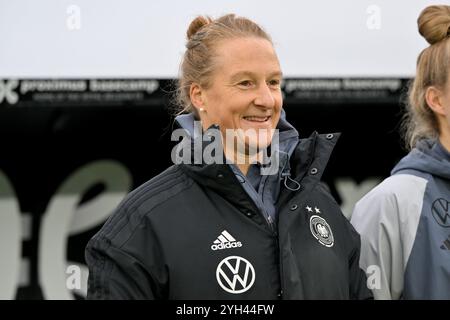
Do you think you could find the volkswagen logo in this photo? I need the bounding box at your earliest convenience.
[216,256,255,294]
[432,198,450,228]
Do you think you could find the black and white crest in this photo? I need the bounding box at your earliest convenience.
[309,215,334,247]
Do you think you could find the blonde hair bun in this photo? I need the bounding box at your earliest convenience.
[186,16,213,40]
[418,5,450,45]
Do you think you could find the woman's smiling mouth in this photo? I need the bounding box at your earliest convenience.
[242,115,271,123]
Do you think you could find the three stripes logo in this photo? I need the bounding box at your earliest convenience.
[211,230,242,251]
[441,235,450,250]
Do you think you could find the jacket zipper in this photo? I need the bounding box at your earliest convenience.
[236,180,281,296]
[239,173,276,233]
[275,229,284,299]
[266,215,275,233]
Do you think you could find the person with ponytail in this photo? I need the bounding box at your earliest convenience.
[351,5,450,300]
[85,14,372,300]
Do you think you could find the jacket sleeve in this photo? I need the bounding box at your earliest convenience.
[350,183,406,300]
[347,222,374,300]
[85,219,169,300]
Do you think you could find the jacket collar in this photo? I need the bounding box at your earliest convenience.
[175,124,340,210]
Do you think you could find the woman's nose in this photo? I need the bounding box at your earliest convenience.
[254,83,275,108]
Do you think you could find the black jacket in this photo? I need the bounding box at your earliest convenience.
[85,131,372,300]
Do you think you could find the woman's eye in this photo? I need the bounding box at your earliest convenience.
[238,80,253,87]
[268,79,281,87]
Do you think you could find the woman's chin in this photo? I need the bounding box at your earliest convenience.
[244,137,272,153]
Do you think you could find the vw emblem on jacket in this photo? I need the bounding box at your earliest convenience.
[431,198,450,228]
[310,215,334,247]
[216,256,255,294]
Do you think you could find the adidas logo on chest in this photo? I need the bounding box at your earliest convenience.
[211,230,242,251]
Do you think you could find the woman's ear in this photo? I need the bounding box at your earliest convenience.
[425,86,447,117]
[190,83,206,113]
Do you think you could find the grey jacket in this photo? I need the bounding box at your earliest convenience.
[351,139,450,299]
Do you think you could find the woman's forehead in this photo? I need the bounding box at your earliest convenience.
[215,37,276,56]
[213,38,281,76]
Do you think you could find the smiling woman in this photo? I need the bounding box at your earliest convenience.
[178,15,283,175]
[189,36,282,174]
[85,14,373,300]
